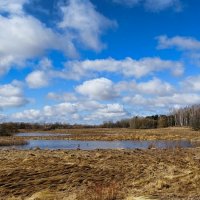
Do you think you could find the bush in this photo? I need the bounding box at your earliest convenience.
[0,123,18,136]
[157,116,168,128]
[130,117,157,129]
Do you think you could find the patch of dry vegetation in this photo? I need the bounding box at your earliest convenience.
[77,182,119,200]
[0,148,199,200]
[19,127,200,142]
[0,137,28,146]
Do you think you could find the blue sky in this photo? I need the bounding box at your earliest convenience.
[1,0,200,124]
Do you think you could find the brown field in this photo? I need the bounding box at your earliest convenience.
[0,148,200,200]
[0,127,200,199]
[19,127,200,142]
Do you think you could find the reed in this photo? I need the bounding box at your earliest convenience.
[26,127,200,142]
[0,138,28,146]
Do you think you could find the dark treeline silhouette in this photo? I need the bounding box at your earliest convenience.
[99,115,175,129]
[15,122,95,130]
[1,104,200,136]
[0,122,95,136]
[0,123,19,136]
[99,119,130,128]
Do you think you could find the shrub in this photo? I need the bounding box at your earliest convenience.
[0,123,18,136]
[129,117,157,129]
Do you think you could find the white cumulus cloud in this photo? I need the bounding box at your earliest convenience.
[64,57,184,80]
[0,0,29,14]
[10,101,128,123]
[26,70,49,88]
[181,75,200,92]
[115,78,174,96]
[0,0,115,75]
[76,78,118,100]
[0,12,73,75]
[124,93,200,111]
[84,103,128,121]
[58,0,117,51]
[136,78,174,95]
[0,81,28,109]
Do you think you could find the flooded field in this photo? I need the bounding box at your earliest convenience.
[1,131,194,150]
[0,128,200,199]
[11,139,194,150]
[18,127,200,141]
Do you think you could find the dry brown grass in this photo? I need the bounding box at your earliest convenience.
[0,137,28,146]
[19,127,200,141]
[78,182,119,200]
[0,148,200,200]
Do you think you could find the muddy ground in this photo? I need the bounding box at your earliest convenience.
[0,147,200,200]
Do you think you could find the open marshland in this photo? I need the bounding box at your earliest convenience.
[18,127,200,141]
[0,127,200,199]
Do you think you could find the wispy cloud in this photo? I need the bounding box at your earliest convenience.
[157,35,200,51]
[113,0,141,7]
[113,0,182,11]
[59,0,117,51]
[157,35,200,67]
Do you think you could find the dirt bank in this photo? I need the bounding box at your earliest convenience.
[0,148,200,200]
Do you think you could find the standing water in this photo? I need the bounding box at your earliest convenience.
[14,139,193,150]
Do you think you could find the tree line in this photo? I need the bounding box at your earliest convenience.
[171,105,200,130]
[1,104,200,136]
[0,123,19,136]
[0,122,96,136]
[101,114,175,129]
[104,104,200,130]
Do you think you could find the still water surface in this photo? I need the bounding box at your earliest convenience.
[15,139,193,150]
[16,132,69,137]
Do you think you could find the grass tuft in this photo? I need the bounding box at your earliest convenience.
[0,138,28,146]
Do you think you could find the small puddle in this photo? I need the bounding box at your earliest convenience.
[13,139,193,150]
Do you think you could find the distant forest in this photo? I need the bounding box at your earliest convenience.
[1,104,200,136]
